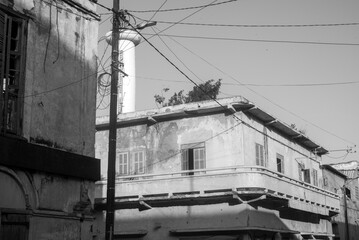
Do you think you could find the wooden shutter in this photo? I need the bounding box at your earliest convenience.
[181,149,189,171]
[298,163,303,181]
[303,169,311,184]
[0,10,5,68]
[0,10,7,131]
[255,143,264,166]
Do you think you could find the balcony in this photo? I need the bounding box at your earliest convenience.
[95,166,340,216]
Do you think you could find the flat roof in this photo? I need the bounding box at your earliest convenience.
[96,96,328,155]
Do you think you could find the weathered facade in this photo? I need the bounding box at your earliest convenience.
[0,0,100,239]
[323,162,359,240]
[95,97,340,240]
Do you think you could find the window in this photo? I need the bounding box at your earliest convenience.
[303,169,311,184]
[312,169,318,186]
[117,152,129,175]
[133,151,145,174]
[345,187,351,199]
[298,163,303,181]
[356,186,359,200]
[0,8,26,135]
[181,143,205,175]
[276,154,284,173]
[255,143,265,166]
[323,176,328,186]
[297,163,310,183]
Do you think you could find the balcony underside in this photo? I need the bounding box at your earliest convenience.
[95,187,338,218]
[95,166,340,216]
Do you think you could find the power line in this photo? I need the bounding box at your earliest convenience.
[136,75,359,87]
[126,20,337,161]
[166,36,356,146]
[93,1,112,12]
[111,0,220,60]
[124,122,243,176]
[142,33,359,46]
[104,0,219,63]
[117,0,170,59]
[151,26,207,86]
[125,0,220,46]
[153,20,359,28]
[21,66,110,99]
[43,0,100,21]
[149,0,168,21]
[100,15,112,26]
[127,0,237,13]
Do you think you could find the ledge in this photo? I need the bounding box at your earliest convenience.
[0,135,100,181]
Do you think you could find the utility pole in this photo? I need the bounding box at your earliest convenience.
[343,184,349,240]
[105,0,120,239]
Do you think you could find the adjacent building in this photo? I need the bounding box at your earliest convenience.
[0,0,100,239]
[323,162,359,240]
[95,96,340,240]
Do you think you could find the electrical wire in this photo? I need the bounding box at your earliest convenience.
[164,34,356,146]
[52,1,60,64]
[20,66,110,99]
[124,122,243,176]
[43,0,53,73]
[149,0,168,21]
[142,33,359,46]
[151,26,206,86]
[127,0,237,13]
[93,1,112,12]
[100,15,112,26]
[44,0,99,21]
[150,20,359,28]
[135,75,359,87]
[124,19,333,162]
[117,0,169,59]
[151,26,229,97]
[326,152,350,160]
[122,0,219,51]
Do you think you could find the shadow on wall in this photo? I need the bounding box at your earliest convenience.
[333,221,359,240]
[1,0,99,156]
[94,204,304,239]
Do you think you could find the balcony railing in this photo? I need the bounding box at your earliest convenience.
[96,165,340,214]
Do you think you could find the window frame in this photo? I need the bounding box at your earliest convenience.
[132,150,145,174]
[116,152,129,176]
[298,163,303,181]
[312,169,318,186]
[255,143,265,167]
[276,153,284,174]
[0,6,27,136]
[303,169,311,184]
[181,142,206,175]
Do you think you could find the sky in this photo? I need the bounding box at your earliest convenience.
[95,0,359,164]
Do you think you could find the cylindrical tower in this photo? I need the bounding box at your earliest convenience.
[106,29,141,113]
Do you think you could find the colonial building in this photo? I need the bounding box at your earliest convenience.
[323,162,359,240]
[0,0,100,239]
[95,97,340,240]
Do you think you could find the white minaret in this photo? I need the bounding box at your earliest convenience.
[106,29,141,113]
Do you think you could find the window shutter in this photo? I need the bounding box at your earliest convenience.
[255,143,264,166]
[303,169,311,184]
[0,10,5,66]
[0,10,6,130]
[181,149,189,171]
